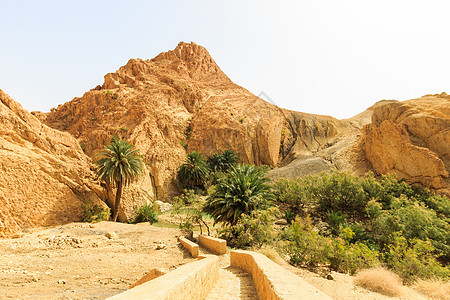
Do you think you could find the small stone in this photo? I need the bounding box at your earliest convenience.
[58,279,66,284]
[326,274,334,280]
[156,243,166,250]
[274,219,288,225]
[105,232,118,239]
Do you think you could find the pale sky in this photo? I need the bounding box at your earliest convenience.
[1,0,449,119]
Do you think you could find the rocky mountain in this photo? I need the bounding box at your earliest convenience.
[1,41,448,236]
[41,42,368,201]
[363,95,449,193]
[0,89,104,237]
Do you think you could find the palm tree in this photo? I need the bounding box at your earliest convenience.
[96,137,144,222]
[222,150,238,168]
[178,151,209,188]
[208,149,238,173]
[203,164,272,226]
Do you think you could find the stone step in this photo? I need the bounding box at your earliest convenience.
[206,266,258,300]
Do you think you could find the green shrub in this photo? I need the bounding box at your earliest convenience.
[282,216,331,268]
[219,208,277,249]
[328,239,379,274]
[282,216,379,274]
[133,203,158,224]
[274,171,449,281]
[386,233,449,283]
[272,178,312,221]
[371,195,450,260]
[81,202,110,223]
[171,190,210,235]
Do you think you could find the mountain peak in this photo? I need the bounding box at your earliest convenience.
[103,42,231,89]
[151,41,230,81]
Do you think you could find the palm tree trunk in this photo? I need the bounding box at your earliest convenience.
[113,177,123,222]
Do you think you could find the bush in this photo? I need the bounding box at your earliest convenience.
[133,203,158,224]
[219,208,277,248]
[272,178,312,222]
[282,216,379,274]
[354,267,404,297]
[311,171,370,221]
[81,202,110,223]
[328,239,379,274]
[282,216,330,268]
[386,233,449,283]
[372,195,450,260]
[171,190,210,235]
[273,171,450,280]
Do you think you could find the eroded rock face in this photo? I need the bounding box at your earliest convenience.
[0,89,105,237]
[363,96,450,193]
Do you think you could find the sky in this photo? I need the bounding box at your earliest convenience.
[1,0,449,119]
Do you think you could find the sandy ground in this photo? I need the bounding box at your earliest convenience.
[1,221,429,300]
[0,222,196,299]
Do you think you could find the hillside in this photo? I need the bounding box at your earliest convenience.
[0,89,104,237]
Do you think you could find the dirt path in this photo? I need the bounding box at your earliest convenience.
[0,221,196,299]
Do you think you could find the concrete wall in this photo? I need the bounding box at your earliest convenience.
[198,234,227,255]
[107,256,219,300]
[230,250,331,300]
[179,237,199,258]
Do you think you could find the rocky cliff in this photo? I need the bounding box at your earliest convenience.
[0,89,104,237]
[363,94,449,194]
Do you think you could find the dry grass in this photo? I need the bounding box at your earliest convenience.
[257,246,285,265]
[413,279,450,300]
[354,267,404,297]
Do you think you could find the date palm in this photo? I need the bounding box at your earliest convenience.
[203,164,272,226]
[96,138,144,222]
[178,151,209,188]
[208,150,238,173]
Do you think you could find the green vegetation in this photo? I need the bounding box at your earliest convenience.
[207,150,238,173]
[177,151,209,188]
[81,202,110,223]
[219,207,277,248]
[171,189,210,234]
[179,140,187,149]
[133,203,158,224]
[203,164,272,226]
[104,89,117,99]
[273,171,449,282]
[173,151,449,283]
[79,142,86,152]
[96,137,144,222]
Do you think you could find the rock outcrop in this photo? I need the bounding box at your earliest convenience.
[0,89,105,237]
[363,95,450,193]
